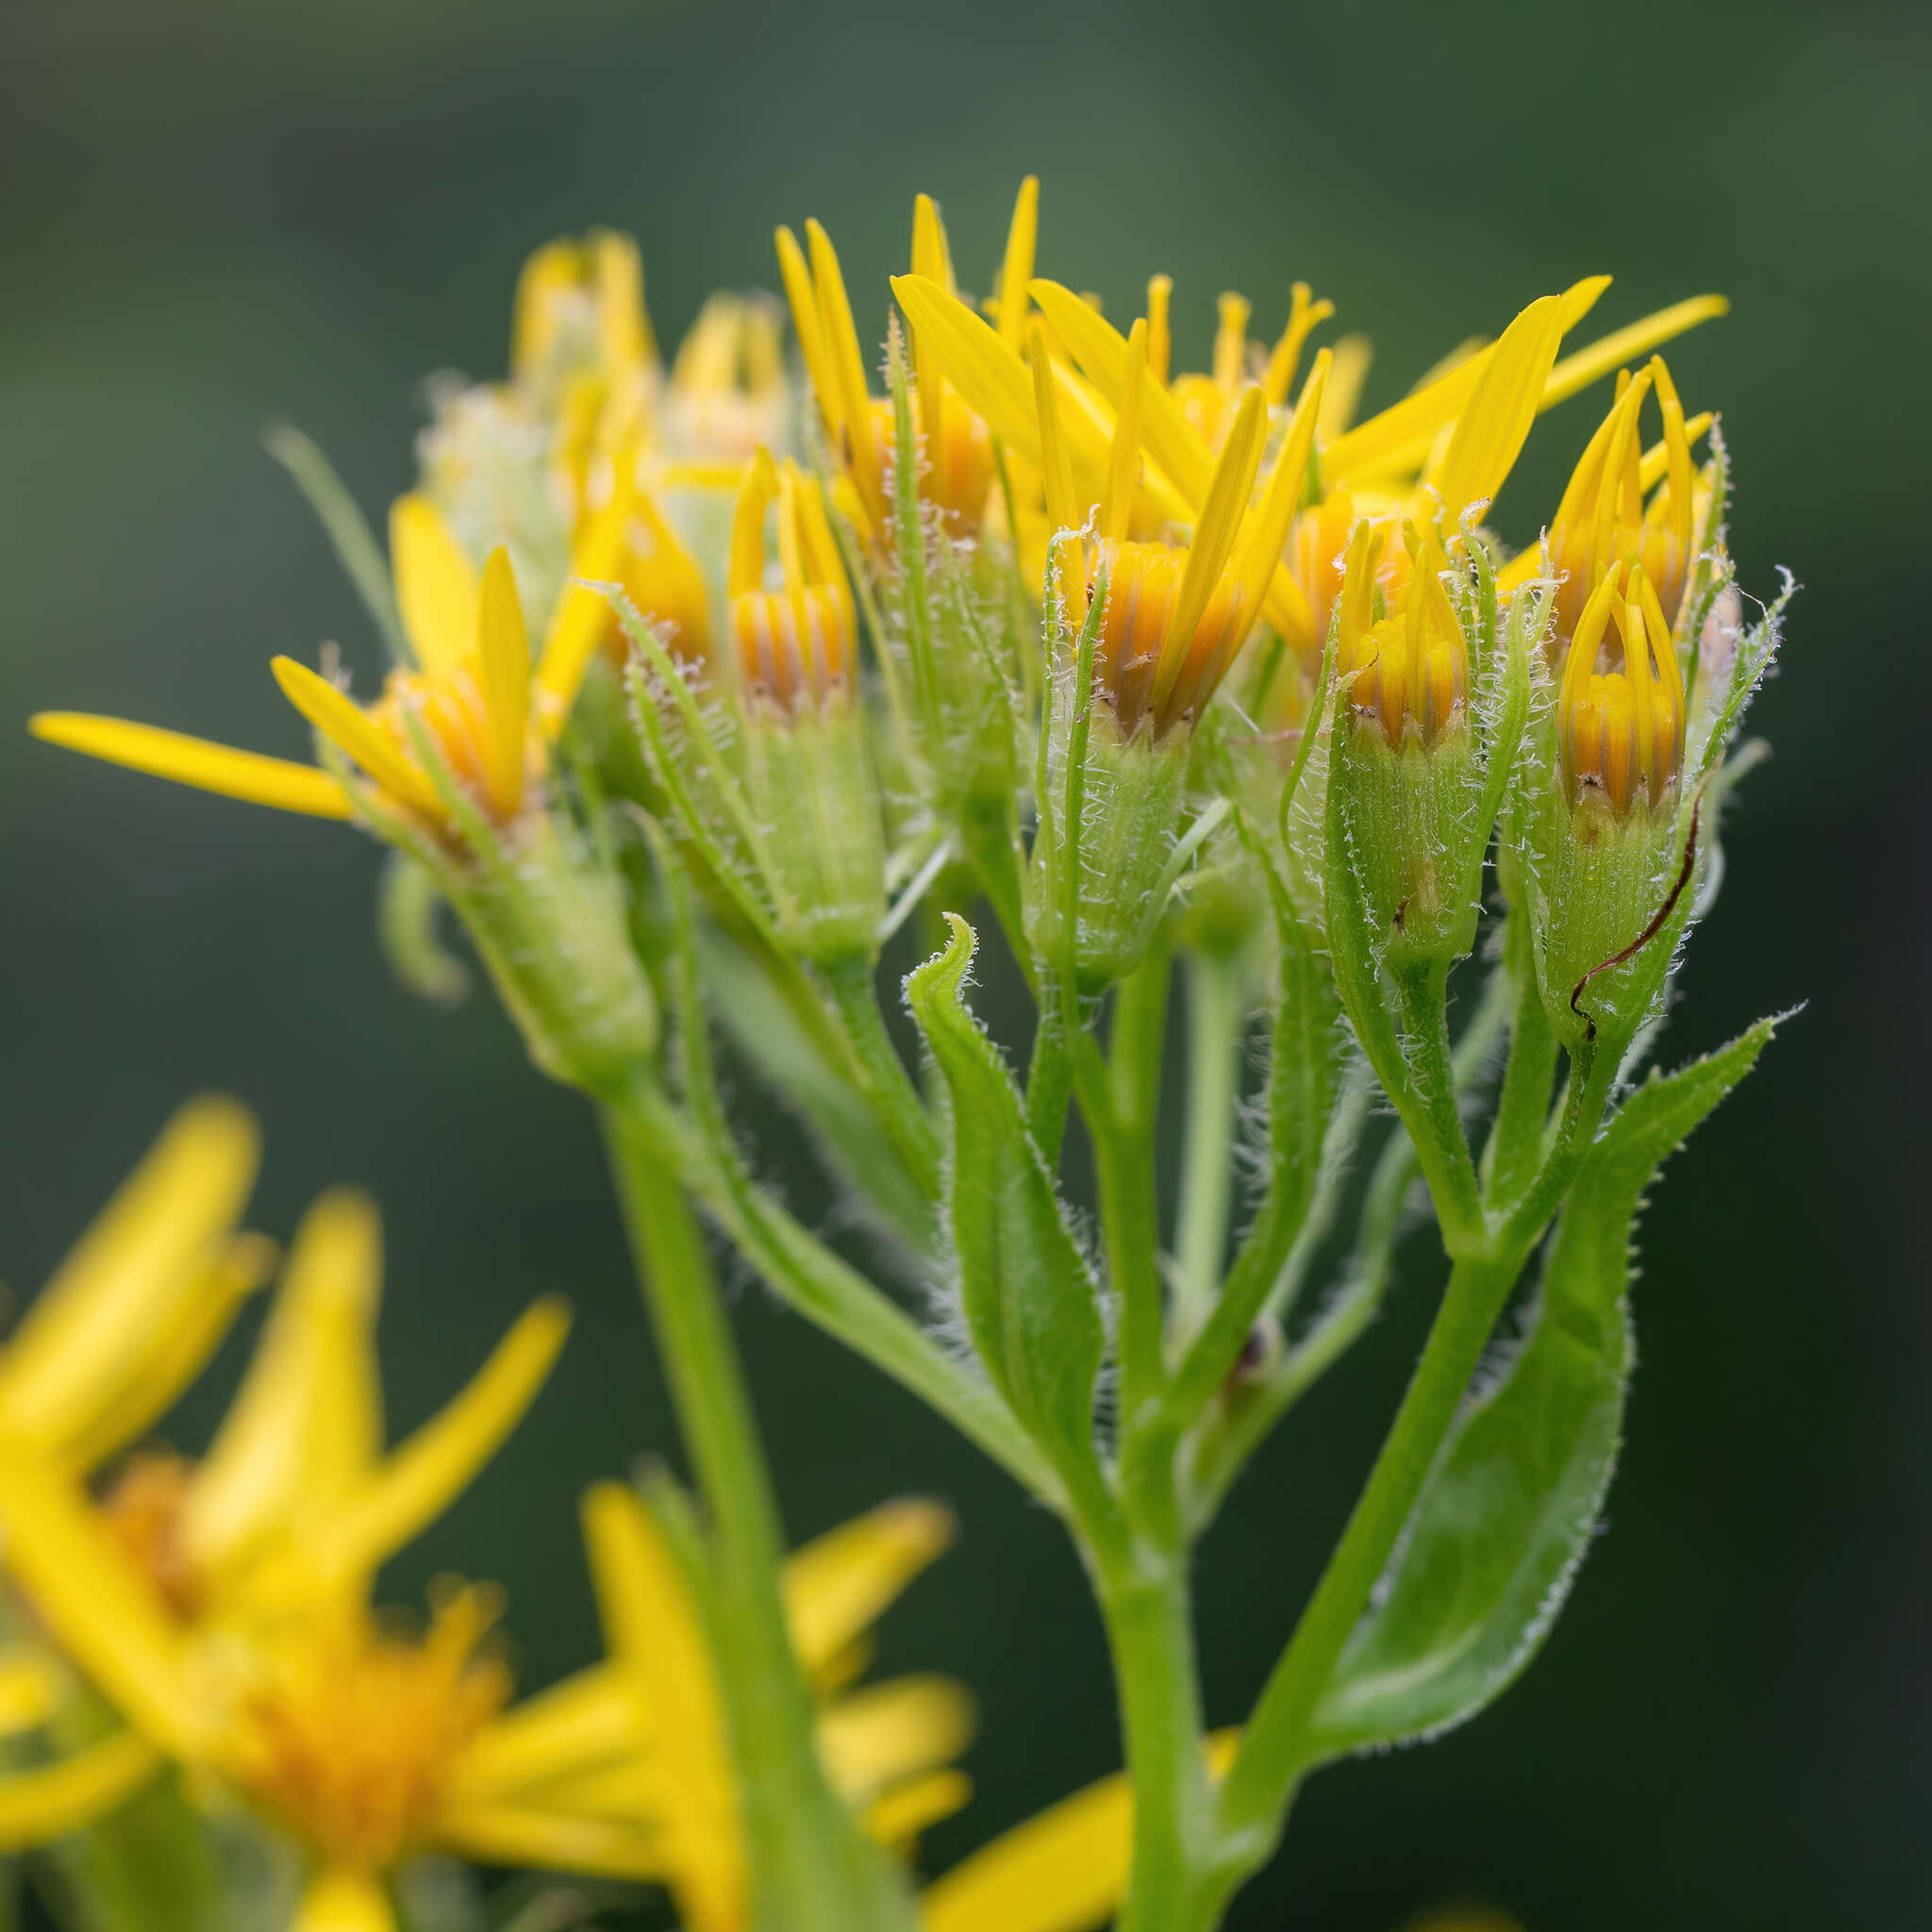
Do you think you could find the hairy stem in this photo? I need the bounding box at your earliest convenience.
[1174,948,1246,1331]
[601,1094,917,1932]
[1217,1248,1525,1839]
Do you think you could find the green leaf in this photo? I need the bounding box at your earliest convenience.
[264,423,412,668]
[1307,1014,1778,1758]
[907,914,1105,1483]
[376,850,472,1007]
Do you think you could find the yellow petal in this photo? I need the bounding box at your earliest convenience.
[782,1498,956,1676]
[1153,387,1266,714]
[390,494,477,678]
[1326,275,1609,484]
[895,274,1040,459]
[512,240,583,384]
[536,465,638,732]
[816,1674,975,1800]
[865,1768,972,1852]
[58,1233,276,1474]
[182,1189,385,1583]
[1227,349,1330,618]
[1098,318,1149,547]
[919,1734,1238,1932]
[272,1296,571,1602]
[580,1482,732,1805]
[0,1436,203,1757]
[1541,294,1729,410]
[996,175,1041,349]
[271,657,443,817]
[292,1867,397,1932]
[1429,294,1565,525]
[477,547,529,818]
[0,1731,160,1852]
[0,1647,63,1738]
[729,447,782,600]
[911,193,953,448]
[1030,323,1082,543]
[1640,410,1711,494]
[806,219,885,525]
[449,1664,641,1805]
[1318,334,1373,439]
[0,1095,258,1457]
[776,225,837,439]
[1028,277,1213,503]
[28,713,353,820]
[918,1767,1132,1932]
[433,1801,668,1884]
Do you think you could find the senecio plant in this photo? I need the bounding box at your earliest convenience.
[14,178,1788,1932]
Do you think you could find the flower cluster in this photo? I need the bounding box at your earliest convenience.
[16,178,1784,1932]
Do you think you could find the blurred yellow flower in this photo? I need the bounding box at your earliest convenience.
[31,520,621,832]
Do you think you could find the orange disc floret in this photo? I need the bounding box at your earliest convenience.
[239,1588,509,1874]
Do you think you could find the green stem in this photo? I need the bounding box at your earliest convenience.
[1173,950,1245,1331]
[1392,958,1484,1250]
[1481,913,1560,1207]
[1098,939,1173,1491]
[1217,1248,1525,1841]
[600,1095,916,1932]
[1093,1536,1232,1932]
[821,953,941,1199]
[1024,964,1078,1162]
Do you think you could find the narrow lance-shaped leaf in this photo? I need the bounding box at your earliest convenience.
[1306,1013,1778,1758]
[907,915,1104,1484]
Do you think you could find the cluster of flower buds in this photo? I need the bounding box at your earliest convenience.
[28,183,1764,1098]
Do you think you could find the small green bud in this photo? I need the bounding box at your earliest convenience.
[442,813,658,1096]
[740,696,887,965]
[1024,696,1189,991]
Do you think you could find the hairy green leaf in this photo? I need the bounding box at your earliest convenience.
[907,914,1104,1483]
[1308,1014,1778,1757]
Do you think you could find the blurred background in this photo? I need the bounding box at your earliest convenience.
[2,0,1927,1924]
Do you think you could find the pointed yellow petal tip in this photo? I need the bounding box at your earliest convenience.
[271,657,441,817]
[29,711,356,820]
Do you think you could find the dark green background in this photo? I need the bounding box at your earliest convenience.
[3,1,1926,1924]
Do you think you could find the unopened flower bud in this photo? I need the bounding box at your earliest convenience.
[1525,560,1696,1047]
[1327,522,1483,972]
[725,451,885,963]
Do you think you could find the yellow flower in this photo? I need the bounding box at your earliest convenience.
[31,510,623,834]
[909,259,1724,660]
[1556,558,1687,818]
[777,178,1039,542]
[0,1108,568,1880]
[0,1156,1174,1932]
[0,1096,271,1483]
[1022,297,1328,741]
[727,446,858,711]
[663,291,791,468]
